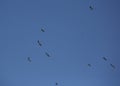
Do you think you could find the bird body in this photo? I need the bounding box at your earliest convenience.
[55,82,58,85]
[45,52,50,57]
[27,57,32,62]
[102,57,107,61]
[110,63,116,69]
[88,64,91,67]
[37,40,42,46]
[41,28,45,32]
[89,6,94,10]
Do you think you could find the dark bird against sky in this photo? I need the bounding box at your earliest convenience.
[55,82,58,85]
[41,28,45,32]
[88,64,91,67]
[27,57,32,62]
[89,5,94,10]
[102,57,107,61]
[37,40,42,46]
[45,52,51,57]
[110,63,116,69]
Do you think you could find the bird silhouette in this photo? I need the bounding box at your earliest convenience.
[89,5,94,10]
[110,63,116,69]
[102,57,107,61]
[88,64,91,67]
[41,28,45,32]
[27,57,32,62]
[45,52,51,57]
[37,40,42,46]
[55,82,58,85]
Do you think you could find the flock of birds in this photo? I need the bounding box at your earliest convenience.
[26,2,116,86]
[27,28,51,62]
[88,1,116,70]
[27,27,116,85]
[27,4,95,62]
[87,57,116,69]
[27,27,59,85]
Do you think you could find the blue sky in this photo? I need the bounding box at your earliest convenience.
[0,0,120,86]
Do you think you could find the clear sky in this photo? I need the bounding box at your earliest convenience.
[0,0,120,86]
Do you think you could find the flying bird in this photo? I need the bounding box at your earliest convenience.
[37,40,42,46]
[89,5,94,10]
[110,63,116,69]
[27,57,32,62]
[55,82,58,85]
[102,57,107,61]
[88,64,91,67]
[45,52,51,57]
[41,28,45,32]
